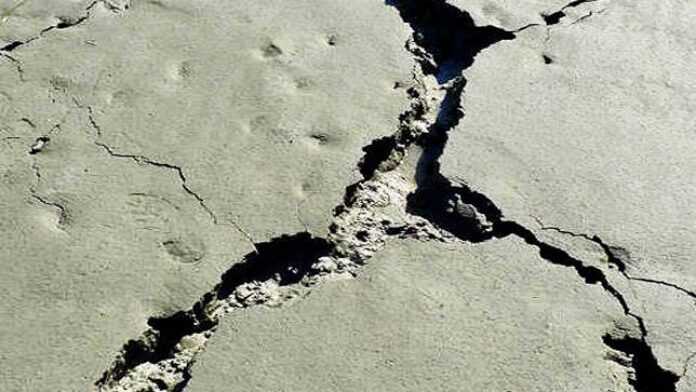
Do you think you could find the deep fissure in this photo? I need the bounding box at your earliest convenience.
[603,335,680,392]
[390,0,679,390]
[94,1,680,391]
[98,233,331,389]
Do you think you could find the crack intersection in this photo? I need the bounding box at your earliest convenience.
[18,1,679,391]
[540,225,696,302]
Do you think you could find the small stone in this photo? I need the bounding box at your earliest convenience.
[29,136,50,155]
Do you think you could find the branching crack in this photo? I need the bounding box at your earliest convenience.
[0,0,100,53]
[96,233,332,391]
[77,103,258,249]
[540,225,696,302]
[93,1,679,392]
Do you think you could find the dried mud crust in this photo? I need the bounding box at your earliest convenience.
[0,0,692,391]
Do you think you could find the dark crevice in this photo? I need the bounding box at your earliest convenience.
[95,1,679,391]
[387,0,641,329]
[337,87,425,211]
[542,0,599,26]
[407,178,641,325]
[603,335,680,392]
[345,0,515,205]
[98,3,520,389]
[0,41,22,52]
[98,233,331,389]
[407,152,681,392]
[540,226,696,301]
[386,1,678,390]
[542,11,565,25]
[386,0,515,83]
[53,14,90,30]
[358,135,397,178]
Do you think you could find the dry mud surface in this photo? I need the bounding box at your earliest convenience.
[1,1,694,391]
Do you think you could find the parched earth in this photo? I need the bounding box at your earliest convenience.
[1,1,694,391]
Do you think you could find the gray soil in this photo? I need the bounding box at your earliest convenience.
[1,1,694,391]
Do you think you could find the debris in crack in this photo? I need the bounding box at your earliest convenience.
[358,135,397,178]
[93,1,679,391]
[95,102,444,391]
[97,233,331,392]
[385,0,678,389]
[603,333,680,392]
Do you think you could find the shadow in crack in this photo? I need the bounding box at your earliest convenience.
[603,334,679,392]
[97,232,331,389]
[385,0,514,83]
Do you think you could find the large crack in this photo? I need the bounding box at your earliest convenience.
[96,233,333,391]
[397,1,680,390]
[93,1,680,391]
[383,0,679,390]
[603,334,680,392]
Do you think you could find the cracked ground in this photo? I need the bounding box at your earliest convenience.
[1,0,695,391]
